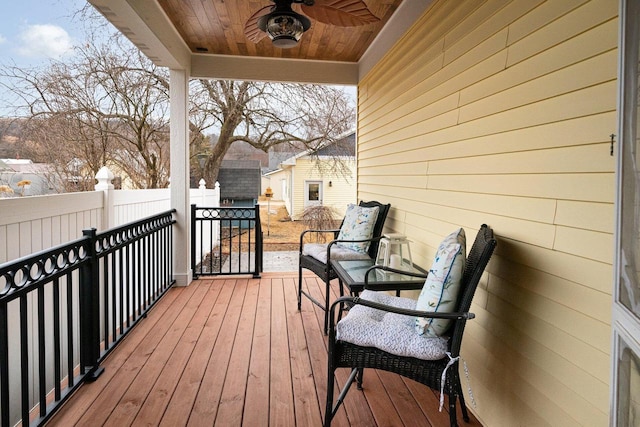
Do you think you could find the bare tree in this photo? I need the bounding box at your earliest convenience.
[190,80,355,186]
[0,5,355,191]
[0,33,173,189]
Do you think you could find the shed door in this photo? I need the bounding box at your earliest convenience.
[612,1,640,424]
[304,181,322,207]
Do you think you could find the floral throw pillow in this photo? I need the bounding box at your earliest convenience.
[415,228,466,337]
[335,204,380,254]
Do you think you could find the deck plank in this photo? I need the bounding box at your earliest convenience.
[158,278,235,426]
[283,277,322,427]
[101,281,212,426]
[48,283,187,424]
[269,278,296,426]
[131,279,223,426]
[215,278,259,426]
[242,277,272,427]
[187,279,247,425]
[46,274,483,427]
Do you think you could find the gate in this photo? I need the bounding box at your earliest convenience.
[190,204,263,277]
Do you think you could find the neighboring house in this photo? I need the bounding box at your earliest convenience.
[0,158,58,197]
[261,167,287,201]
[277,133,356,221]
[217,159,261,206]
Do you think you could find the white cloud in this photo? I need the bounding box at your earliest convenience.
[16,24,74,59]
[0,34,6,44]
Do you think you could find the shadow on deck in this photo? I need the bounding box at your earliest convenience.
[47,273,482,426]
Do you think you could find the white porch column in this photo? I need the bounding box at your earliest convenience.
[170,68,192,286]
[95,166,114,230]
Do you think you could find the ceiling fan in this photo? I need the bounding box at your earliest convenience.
[244,0,380,49]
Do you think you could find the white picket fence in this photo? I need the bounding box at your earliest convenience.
[0,167,220,265]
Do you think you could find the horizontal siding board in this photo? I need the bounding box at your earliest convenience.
[553,225,613,263]
[469,311,609,425]
[462,18,617,106]
[506,0,589,44]
[358,93,459,143]
[427,143,614,175]
[359,82,617,162]
[555,200,613,233]
[465,326,586,427]
[505,0,617,67]
[427,173,614,203]
[443,0,541,65]
[494,261,611,331]
[358,162,428,176]
[358,113,616,168]
[481,294,610,414]
[423,189,558,224]
[357,174,427,189]
[354,187,557,225]
[358,110,460,158]
[459,49,617,123]
[462,336,570,427]
[494,237,611,294]
[360,0,479,108]
[361,34,509,129]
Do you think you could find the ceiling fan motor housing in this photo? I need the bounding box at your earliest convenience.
[257,0,313,48]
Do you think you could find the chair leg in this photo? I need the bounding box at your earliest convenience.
[298,263,303,310]
[449,399,458,427]
[356,367,364,390]
[457,378,470,422]
[324,276,331,334]
[337,279,345,323]
[324,367,335,427]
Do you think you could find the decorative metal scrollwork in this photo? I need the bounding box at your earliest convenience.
[0,239,90,297]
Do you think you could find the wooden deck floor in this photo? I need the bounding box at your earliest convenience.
[47,273,482,426]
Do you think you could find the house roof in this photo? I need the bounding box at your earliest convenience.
[87,0,433,85]
[280,131,356,166]
[218,159,261,200]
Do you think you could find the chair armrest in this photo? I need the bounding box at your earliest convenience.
[331,296,474,320]
[299,228,341,251]
[328,296,474,339]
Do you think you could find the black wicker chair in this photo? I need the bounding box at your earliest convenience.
[297,201,391,334]
[324,224,496,427]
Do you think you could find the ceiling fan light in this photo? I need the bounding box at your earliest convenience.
[258,9,311,49]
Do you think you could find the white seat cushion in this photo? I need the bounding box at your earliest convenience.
[302,243,371,264]
[337,290,448,361]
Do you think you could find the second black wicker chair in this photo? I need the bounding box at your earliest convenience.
[297,200,390,334]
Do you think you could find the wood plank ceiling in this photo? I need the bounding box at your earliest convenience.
[157,0,404,63]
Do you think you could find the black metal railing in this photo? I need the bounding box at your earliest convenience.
[0,210,176,427]
[191,204,263,278]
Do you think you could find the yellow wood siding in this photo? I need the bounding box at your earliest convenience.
[357,0,616,425]
[290,157,356,220]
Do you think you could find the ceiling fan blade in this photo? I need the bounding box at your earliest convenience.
[301,0,380,27]
[244,5,272,43]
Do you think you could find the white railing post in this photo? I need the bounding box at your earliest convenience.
[213,181,221,207]
[198,179,206,207]
[95,166,115,230]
